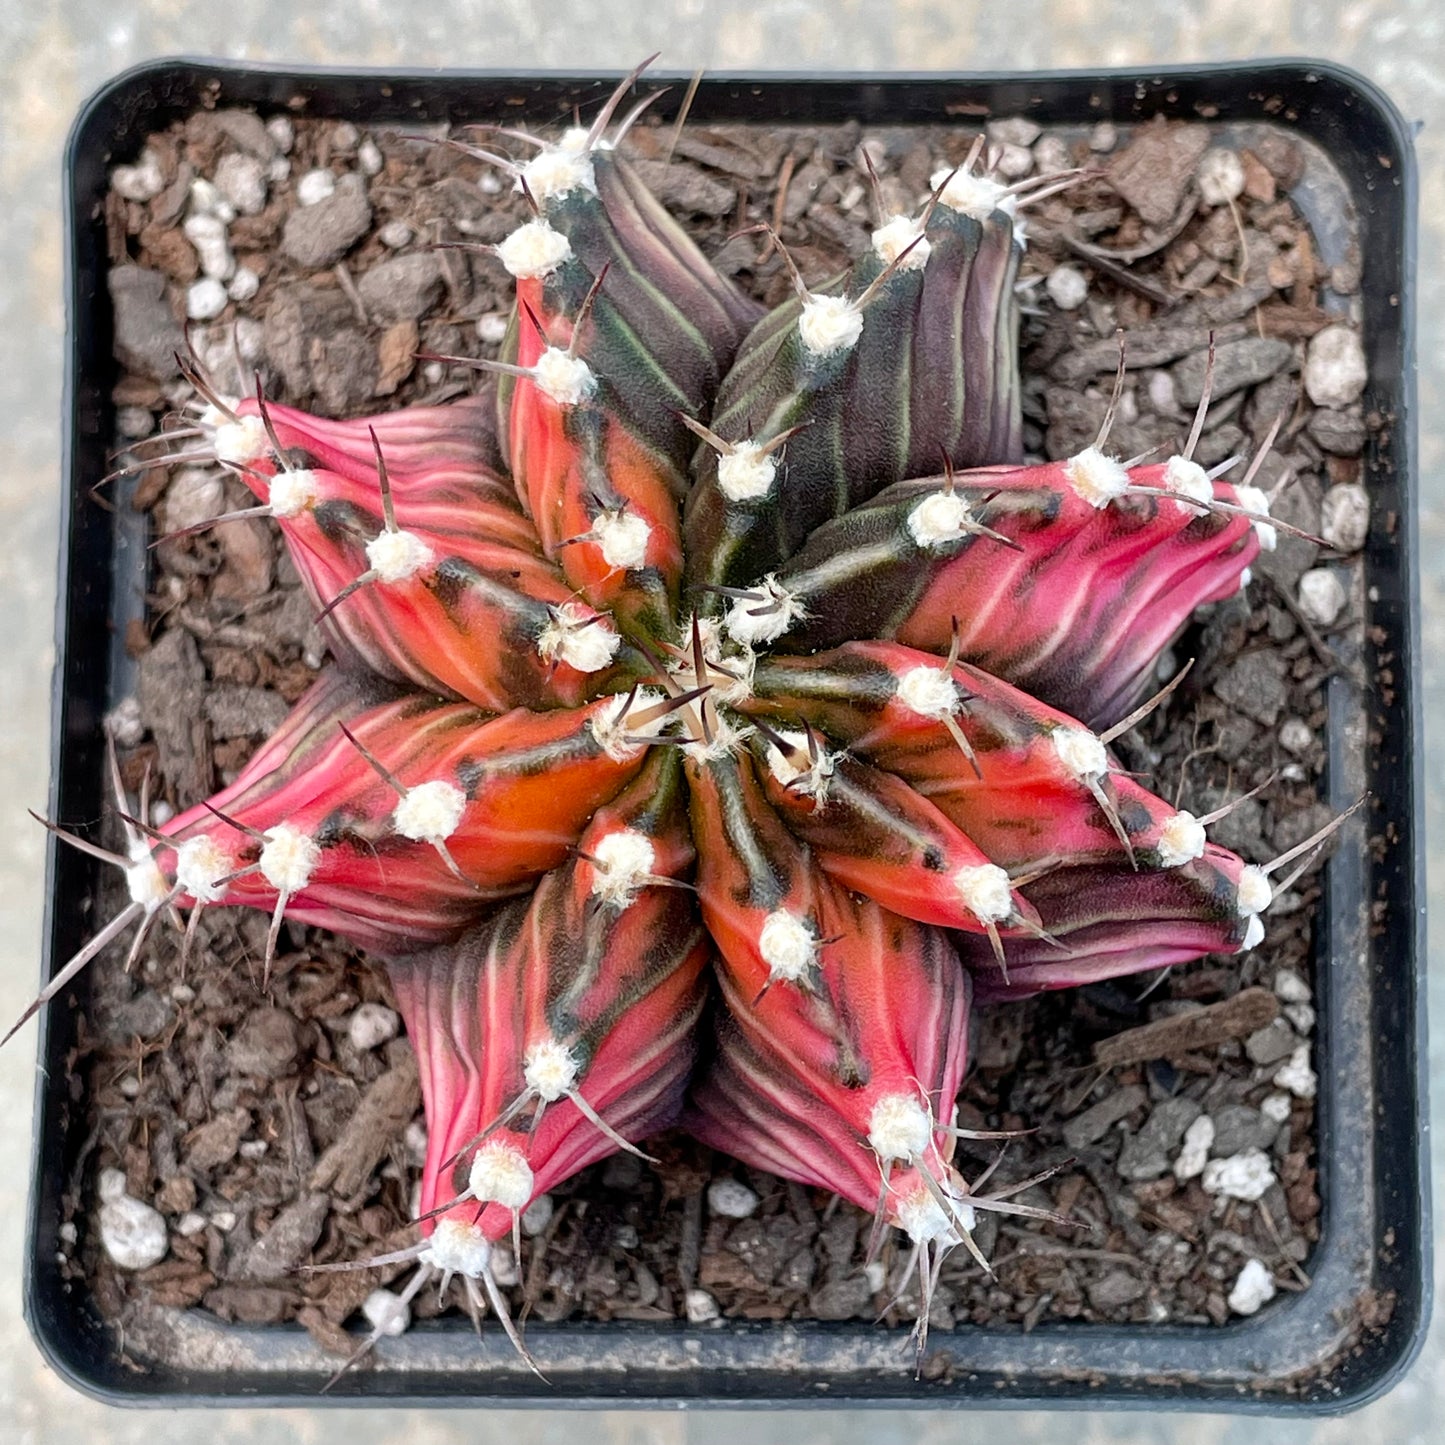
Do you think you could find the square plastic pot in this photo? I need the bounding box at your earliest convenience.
[30,56,1427,1411]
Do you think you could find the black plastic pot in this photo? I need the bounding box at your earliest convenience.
[33,57,1425,1411]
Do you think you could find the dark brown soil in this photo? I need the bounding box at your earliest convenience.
[67,99,1373,1363]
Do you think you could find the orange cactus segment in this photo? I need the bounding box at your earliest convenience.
[240,461,619,711]
[156,684,648,952]
[751,641,1184,873]
[753,738,1039,940]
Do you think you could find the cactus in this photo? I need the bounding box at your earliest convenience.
[33,68,1347,1369]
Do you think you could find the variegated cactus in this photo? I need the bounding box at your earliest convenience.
[35,69,1343,1368]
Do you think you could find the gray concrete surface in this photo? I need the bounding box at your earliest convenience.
[0,2,1441,1439]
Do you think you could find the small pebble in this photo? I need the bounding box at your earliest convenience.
[363,1287,412,1338]
[239,1139,268,1160]
[186,277,229,321]
[1303,324,1368,409]
[1033,134,1072,176]
[1246,1019,1300,1066]
[1148,369,1178,415]
[296,168,338,207]
[119,1075,141,1099]
[1298,567,1346,627]
[348,1001,400,1051]
[214,151,269,216]
[478,171,504,195]
[1278,718,1313,756]
[332,121,360,152]
[211,1208,238,1232]
[112,148,165,202]
[105,696,146,747]
[422,361,445,385]
[1202,1149,1276,1202]
[266,115,295,153]
[988,116,1042,148]
[170,982,195,1004]
[1046,264,1089,311]
[268,156,292,184]
[490,1244,520,1287]
[707,1178,761,1219]
[476,312,510,344]
[176,1211,208,1237]
[1196,148,1246,206]
[521,1193,554,1237]
[1284,1002,1316,1035]
[685,1288,721,1324]
[228,266,260,303]
[1275,1043,1318,1099]
[1321,483,1369,552]
[992,142,1034,180]
[1173,1113,1215,1181]
[59,1222,78,1246]
[235,316,266,363]
[379,219,413,248]
[864,1260,887,1293]
[116,405,155,440]
[165,467,225,531]
[1260,1092,1293,1124]
[1089,121,1118,152]
[99,1168,127,1204]
[1227,1257,1277,1316]
[358,138,384,176]
[100,1194,169,1271]
[188,177,233,223]
[1273,969,1311,1004]
[614,1223,640,1250]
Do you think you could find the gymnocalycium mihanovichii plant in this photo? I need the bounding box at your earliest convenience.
[27,61,1356,1376]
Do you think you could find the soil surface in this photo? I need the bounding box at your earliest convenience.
[68,99,1375,1366]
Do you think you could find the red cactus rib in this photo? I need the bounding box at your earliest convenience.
[389,753,707,1246]
[748,729,1042,949]
[689,867,971,1249]
[157,680,652,952]
[233,454,623,711]
[769,454,1259,729]
[750,641,1196,873]
[960,845,1261,1001]
[218,389,511,494]
[500,286,685,637]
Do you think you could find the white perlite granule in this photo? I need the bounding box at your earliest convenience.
[1173,1114,1215,1181]
[707,1178,761,1219]
[1275,1043,1318,1099]
[1227,1257,1277,1316]
[1201,1148,1275,1202]
[347,1002,400,1051]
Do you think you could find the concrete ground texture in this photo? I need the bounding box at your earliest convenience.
[1,2,1441,1440]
